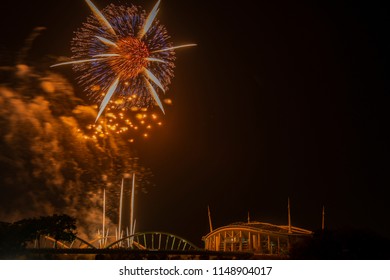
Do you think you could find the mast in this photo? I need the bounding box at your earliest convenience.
[288,197,292,234]
[208,205,213,232]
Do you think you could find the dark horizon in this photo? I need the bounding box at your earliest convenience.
[1,0,389,248]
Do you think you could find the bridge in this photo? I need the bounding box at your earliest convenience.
[18,232,255,259]
[31,232,200,251]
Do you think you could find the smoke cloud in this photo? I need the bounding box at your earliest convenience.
[0,65,151,240]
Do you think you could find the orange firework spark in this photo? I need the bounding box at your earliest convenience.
[108,38,149,80]
[83,106,166,143]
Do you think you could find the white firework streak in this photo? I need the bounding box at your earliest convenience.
[85,0,116,36]
[151,44,197,54]
[144,77,165,114]
[50,58,106,68]
[143,68,165,93]
[96,78,120,122]
[138,0,161,39]
[95,36,118,48]
[93,54,120,58]
[146,57,168,64]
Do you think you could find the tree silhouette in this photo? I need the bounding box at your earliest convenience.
[0,214,77,251]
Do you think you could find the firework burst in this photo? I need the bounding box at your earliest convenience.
[52,0,195,121]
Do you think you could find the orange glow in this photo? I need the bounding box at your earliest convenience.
[115,99,124,105]
[164,98,173,105]
[91,85,101,91]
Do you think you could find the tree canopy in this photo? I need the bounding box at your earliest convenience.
[0,214,77,250]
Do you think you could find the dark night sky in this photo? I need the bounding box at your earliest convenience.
[1,0,389,246]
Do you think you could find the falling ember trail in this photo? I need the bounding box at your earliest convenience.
[96,78,119,122]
